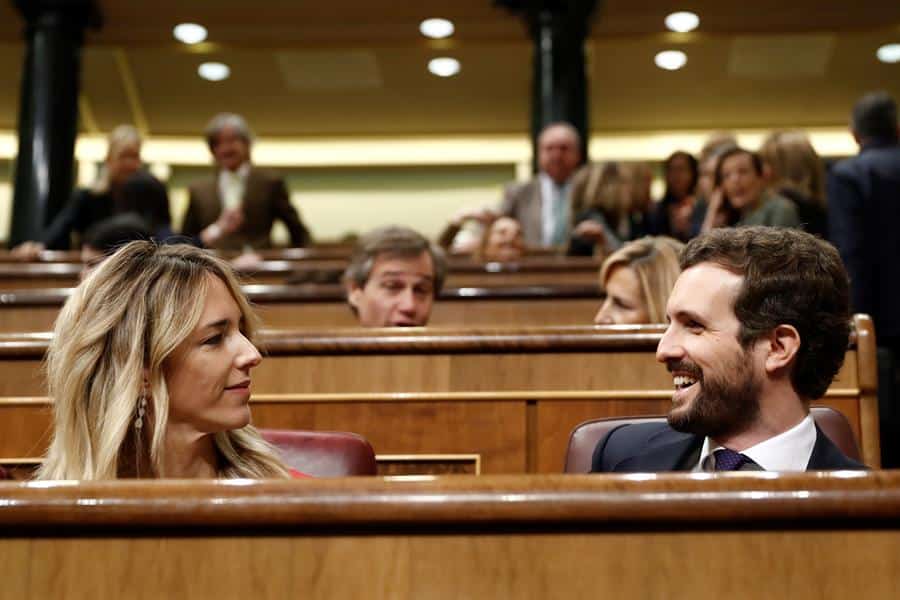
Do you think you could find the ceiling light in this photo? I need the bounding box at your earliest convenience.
[420,18,455,39]
[198,62,230,81]
[428,57,460,77]
[173,23,208,45]
[876,43,900,64]
[654,50,688,71]
[664,12,700,33]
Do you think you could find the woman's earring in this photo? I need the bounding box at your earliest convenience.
[135,393,147,431]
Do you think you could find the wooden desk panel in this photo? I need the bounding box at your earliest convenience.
[2,474,900,599]
[251,399,526,473]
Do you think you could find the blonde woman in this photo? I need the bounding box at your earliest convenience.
[12,125,170,257]
[759,130,828,236]
[594,236,684,325]
[37,242,304,480]
[568,162,631,258]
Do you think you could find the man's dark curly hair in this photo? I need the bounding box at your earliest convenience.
[681,226,851,400]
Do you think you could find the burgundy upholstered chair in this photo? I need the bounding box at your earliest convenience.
[260,429,377,477]
[563,406,862,473]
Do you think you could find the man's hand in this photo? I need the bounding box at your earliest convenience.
[573,220,607,244]
[10,241,45,261]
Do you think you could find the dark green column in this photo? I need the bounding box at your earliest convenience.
[496,0,600,170]
[10,0,101,246]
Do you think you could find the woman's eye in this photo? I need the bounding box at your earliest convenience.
[202,334,223,346]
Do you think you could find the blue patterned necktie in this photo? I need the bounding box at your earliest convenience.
[714,448,750,471]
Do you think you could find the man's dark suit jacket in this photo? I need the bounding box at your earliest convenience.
[828,140,900,344]
[183,166,311,251]
[591,422,867,472]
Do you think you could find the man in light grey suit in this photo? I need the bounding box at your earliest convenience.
[500,122,582,247]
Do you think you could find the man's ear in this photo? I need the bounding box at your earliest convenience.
[764,324,801,374]
[346,283,362,310]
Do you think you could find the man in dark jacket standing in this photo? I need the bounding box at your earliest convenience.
[828,91,900,467]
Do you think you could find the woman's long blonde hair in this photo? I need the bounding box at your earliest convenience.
[570,162,629,227]
[599,236,684,323]
[36,242,289,480]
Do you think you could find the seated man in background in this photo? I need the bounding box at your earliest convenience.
[592,226,865,472]
[182,113,312,250]
[344,226,446,327]
[501,122,582,247]
[80,213,153,278]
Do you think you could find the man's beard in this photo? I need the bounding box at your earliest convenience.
[666,351,762,439]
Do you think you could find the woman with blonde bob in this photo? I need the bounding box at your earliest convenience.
[594,236,684,325]
[37,242,296,480]
[11,124,171,257]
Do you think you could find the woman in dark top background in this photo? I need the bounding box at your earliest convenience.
[649,150,698,242]
[11,125,170,257]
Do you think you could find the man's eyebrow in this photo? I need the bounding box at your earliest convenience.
[377,271,434,281]
[673,309,706,323]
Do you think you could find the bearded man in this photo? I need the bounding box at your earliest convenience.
[591,226,866,472]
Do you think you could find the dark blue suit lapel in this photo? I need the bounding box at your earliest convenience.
[614,431,703,472]
[806,425,868,470]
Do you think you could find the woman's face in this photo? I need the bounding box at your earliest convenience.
[594,265,650,325]
[483,217,524,262]
[107,142,142,186]
[164,274,262,436]
[720,152,764,211]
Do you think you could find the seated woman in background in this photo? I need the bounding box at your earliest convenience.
[758,130,828,237]
[701,146,800,231]
[12,125,171,258]
[593,236,683,325]
[649,151,698,242]
[477,216,524,262]
[36,242,303,480]
[437,209,525,263]
[567,162,630,258]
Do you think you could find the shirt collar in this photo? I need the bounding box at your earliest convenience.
[698,414,816,472]
[219,162,251,181]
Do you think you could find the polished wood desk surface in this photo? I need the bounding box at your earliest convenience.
[5,475,900,599]
[1,471,898,531]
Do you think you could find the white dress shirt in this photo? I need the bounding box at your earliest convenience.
[217,162,251,210]
[539,172,572,246]
[694,414,817,472]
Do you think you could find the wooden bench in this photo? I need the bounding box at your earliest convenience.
[2,473,900,598]
[0,283,601,331]
[0,317,880,473]
[0,256,601,289]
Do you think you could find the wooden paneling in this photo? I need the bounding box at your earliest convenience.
[250,399,526,473]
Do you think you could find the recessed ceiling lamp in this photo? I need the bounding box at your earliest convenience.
[876,43,900,64]
[664,11,700,33]
[198,62,230,81]
[173,23,208,45]
[428,57,460,77]
[420,18,455,39]
[654,50,688,70]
